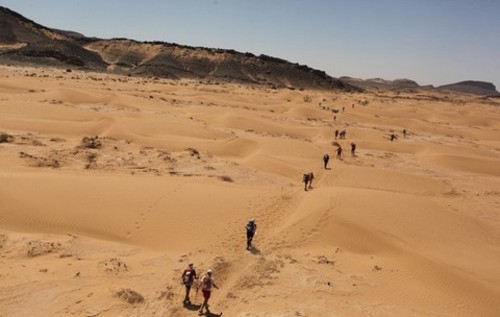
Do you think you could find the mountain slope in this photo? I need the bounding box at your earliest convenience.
[437,81,500,96]
[0,6,355,90]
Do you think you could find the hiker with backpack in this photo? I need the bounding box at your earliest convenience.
[246,219,257,250]
[323,153,330,169]
[181,262,198,305]
[197,269,219,315]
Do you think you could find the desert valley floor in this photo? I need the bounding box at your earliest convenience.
[1,65,499,317]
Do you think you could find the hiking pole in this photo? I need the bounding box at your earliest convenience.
[194,286,199,305]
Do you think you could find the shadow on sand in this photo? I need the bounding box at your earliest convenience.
[183,301,201,311]
[203,311,223,317]
[249,246,261,255]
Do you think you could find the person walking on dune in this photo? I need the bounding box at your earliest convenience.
[303,172,314,191]
[336,145,343,160]
[323,153,330,169]
[350,142,356,157]
[181,262,198,305]
[246,219,257,250]
[197,269,219,315]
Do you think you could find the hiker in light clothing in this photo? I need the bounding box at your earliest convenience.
[197,269,219,315]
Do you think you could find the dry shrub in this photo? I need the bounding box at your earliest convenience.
[218,175,234,183]
[80,136,102,149]
[115,288,144,304]
[0,133,13,143]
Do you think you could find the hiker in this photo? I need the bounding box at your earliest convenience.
[323,153,330,169]
[246,219,257,250]
[342,106,345,112]
[334,130,339,140]
[197,269,219,315]
[336,146,343,160]
[390,133,397,142]
[339,130,346,139]
[350,142,356,156]
[403,129,407,137]
[181,262,198,304]
[303,172,314,191]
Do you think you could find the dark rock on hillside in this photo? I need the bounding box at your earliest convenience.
[0,6,357,91]
[437,81,500,96]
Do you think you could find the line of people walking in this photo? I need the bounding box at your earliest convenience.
[179,218,257,315]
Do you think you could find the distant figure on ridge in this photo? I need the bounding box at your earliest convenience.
[181,262,198,305]
[390,133,398,142]
[334,129,339,140]
[246,219,257,250]
[323,153,330,169]
[303,172,315,191]
[403,129,407,138]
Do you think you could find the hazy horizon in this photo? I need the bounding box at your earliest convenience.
[1,0,499,89]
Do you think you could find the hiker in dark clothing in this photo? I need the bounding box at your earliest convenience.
[323,153,330,169]
[339,130,346,139]
[336,146,343,160]
[334,130,339,140]
[246,219,257,250]
[303,172,314,191]
[390,133,398,142]
[181,263,198,304]
[350,142,356,156]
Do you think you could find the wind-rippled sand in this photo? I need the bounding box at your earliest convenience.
[1,65,499,316]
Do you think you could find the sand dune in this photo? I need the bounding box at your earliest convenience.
[1,65,500,316]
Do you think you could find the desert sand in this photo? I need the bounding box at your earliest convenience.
[1,64,499,317]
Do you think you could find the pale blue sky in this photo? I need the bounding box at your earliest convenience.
[1,0,499,88]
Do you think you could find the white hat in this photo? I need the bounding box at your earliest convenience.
[207,269,213,274]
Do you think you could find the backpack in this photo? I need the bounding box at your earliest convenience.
[201,275,212,290]
[246,221,255,232]
[182,269,194,285]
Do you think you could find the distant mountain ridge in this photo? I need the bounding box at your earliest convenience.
[436,81,500,96]
[1,6,498,95]
[0,6,356,91]
[339,77,422,92]
[340,76,500,96]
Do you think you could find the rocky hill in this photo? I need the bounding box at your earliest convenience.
[339,76,423,92]
[437,81,500,96]
[0,6,355,91]
[341,76,500,96]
